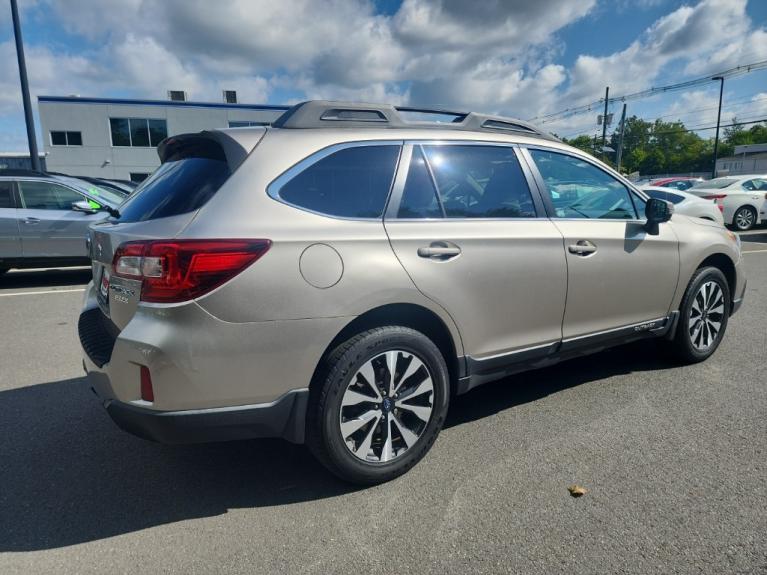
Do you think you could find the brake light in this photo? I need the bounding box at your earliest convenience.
[702,194,727,200]
[112,239,271,303]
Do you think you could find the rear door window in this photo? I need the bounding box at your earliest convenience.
[0,181,14,208]
[117,139,230,223]
[644,189,684,204]
[274,144,400,218]
[398,144,536,219]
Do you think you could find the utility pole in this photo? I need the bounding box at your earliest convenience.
[10,0,40,171]
[601,86,609,159]
[711,76,724,179]
[616,103,627,172]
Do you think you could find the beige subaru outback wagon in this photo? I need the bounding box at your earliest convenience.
[79,101,746,484]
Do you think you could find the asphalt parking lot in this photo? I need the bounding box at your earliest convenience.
[1,235,765,574]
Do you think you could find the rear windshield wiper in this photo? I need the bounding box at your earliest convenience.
[103,205,120,218]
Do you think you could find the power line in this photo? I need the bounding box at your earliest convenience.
[529,59,767,124]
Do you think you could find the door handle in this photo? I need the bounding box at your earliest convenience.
[23,217,40,225]
[568,240,597,256]
[417,241,461,260]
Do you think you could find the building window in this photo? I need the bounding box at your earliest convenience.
[129,172,150,183]
[50,131,82,146]
[110,118,167,147]
[228,121,269,128]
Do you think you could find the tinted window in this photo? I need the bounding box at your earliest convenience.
[424,145,535,218]
[110,118,130,146]
[0,181,13,208]
[742,178,767,191]
[530,149,638,219]
[111,118,166,147]
[398,147,442,218]
[147,120,167,146]
[277,145,400,218]
[118,158,229,222]
[130,119,150,147]
[19,181,83,210]
[644,189,684,204]
[51,131,67,146]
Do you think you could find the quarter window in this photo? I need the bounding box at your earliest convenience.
[110,118,167,147]
[529,149,638,220]
[18,181,83,210]
[275,145,400,218]
[398,144,536,219]
[50,131,82,146]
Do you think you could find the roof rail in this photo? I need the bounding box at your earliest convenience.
[0,169,50,178]
[271,100,559,141]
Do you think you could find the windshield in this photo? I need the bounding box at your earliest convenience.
[57,177,125,206]
[691,178,737,189]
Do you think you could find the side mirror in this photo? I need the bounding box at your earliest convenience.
[645,197,673,235]
[72,200,99,214]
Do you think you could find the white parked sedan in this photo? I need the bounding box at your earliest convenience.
[641,186,724,225]
[687,175,767,231]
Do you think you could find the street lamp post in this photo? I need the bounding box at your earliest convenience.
[711,76,724,180]
[10,0,40,172]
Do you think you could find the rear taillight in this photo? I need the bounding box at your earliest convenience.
[112,239,271,303]
[702,194,727,200]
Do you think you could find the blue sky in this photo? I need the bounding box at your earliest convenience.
[0,0,765,151]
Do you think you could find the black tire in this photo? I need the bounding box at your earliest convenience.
[306,326,450,485]
[732,206,757,231]
[668,266,730,364]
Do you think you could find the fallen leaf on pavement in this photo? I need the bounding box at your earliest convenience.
[568,484,588,497]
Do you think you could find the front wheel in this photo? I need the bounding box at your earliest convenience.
[732,206,757,231]
[306,326,450,485]
[668,266,730,363]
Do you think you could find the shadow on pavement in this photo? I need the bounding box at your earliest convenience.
[0,268,92,289]
[0,341,671,551]
[740,232,767,244]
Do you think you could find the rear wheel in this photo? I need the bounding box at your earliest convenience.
[668,266,730,363]
[307,326,450,485]
[732,206,757,231]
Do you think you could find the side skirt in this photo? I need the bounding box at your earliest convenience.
[455,313,678,395]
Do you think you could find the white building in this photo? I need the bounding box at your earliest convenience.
[38,95,288,182]
[716,143,767,176]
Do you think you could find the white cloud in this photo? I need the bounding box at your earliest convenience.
[0,0,765,152]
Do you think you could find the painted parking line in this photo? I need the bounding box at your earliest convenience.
[743,248,767,254]
[0,288,86,298]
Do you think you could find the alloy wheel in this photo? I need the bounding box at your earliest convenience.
[689,281,725,352]
[735,208,755,230]
[339,350,434,463]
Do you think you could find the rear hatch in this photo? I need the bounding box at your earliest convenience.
[88,129,264,332]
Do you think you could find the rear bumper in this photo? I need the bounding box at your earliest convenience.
[102,389,309,444]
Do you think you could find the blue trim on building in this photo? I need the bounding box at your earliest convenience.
[38,95,290,112]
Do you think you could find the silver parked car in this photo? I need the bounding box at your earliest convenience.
[0,171,123,274]
[641,186,724,224]
[79,101,746,484]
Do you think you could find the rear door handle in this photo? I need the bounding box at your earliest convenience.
[23,217,40,225]
[417,241,461,260]
[568,240,597,256]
